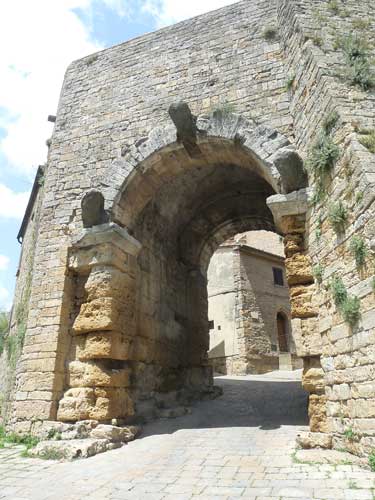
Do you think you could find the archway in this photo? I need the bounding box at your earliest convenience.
[57,108,310,423]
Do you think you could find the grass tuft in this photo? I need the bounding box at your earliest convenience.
[328,201,348,234]
[349,235,368,268]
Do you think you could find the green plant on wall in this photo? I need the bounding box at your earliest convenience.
[327,0,340,15]
[307,112,340,206]
[212,101,236,116]
[358,129,375,154]
[349,235,368,268]
[369,450,375,471]
[330,275,348,307]
[328,201,348,234]
[285,73,296,91]
[335,33,375,91]
[330,275,361,327]
[308,133,340,176]
[313,263,324,284]
[263,25,278,41]
[342,296,361,327]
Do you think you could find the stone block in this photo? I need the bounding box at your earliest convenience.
[302,366,325,394]
[57,387,134,422]
[291,318,322,357]
[90,424,139,442]
[76,332,133,360]
[285,254,314,286]
[67,360,130,388]
[290,284,318,318]
[296,431,332,449]
[283,233,304,257]
[309,394,329,433]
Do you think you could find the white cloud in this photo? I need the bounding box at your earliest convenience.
[0,184,30,220]
[0,0,237,179]
[0,255,10,271]
[143,0,238,26]
[0,0,102,178]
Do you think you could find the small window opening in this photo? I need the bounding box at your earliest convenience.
[273,267,284,286]
[208,320,214,330]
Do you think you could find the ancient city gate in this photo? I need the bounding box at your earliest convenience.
[55,108,313,423]
[3,0,375,455]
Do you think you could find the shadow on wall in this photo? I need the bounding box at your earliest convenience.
[140,377,309,439]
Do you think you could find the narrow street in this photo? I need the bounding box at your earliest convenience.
[0,372,374,500]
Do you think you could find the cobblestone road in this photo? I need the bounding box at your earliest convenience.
[1,372,374,500]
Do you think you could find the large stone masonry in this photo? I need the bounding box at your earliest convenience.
[267,190,328,435]
[57,223,141,422]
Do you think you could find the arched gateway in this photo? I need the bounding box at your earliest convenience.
[52,107,311,423]
[3,0,374,458]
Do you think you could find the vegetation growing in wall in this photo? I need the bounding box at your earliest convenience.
[349,236,368,268]
[358,129,375,154]
[335,33,375,91]
[212,101,236,116]
[341,296,361,327]
[313,263,324,284]
[0,312,8,356]
[330,275,348,307]
[352,18,371,31]
[262,25,278,41]
[307,112,340,205]
[285,73,296,91]
[328,201,348,234]
[344,427,359,442]
[330,275,361,327]
[355,191,363,204]
[327,0,340,15]
[369,450,375,472]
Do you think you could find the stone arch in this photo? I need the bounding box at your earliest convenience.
[102,110,307,223]
[58,109,312,425]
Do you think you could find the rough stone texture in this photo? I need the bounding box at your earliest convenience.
[29,438,121,460]
[90,424,139,442]
[296,431,332,450]
[81,190,108,228]
[1,0,374,457]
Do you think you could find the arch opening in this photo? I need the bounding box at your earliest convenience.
[111,132,305,417]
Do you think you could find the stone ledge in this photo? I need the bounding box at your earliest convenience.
[71,222,142,257]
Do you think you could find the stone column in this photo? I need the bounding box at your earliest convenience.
[267,190,330,439]
[57,223,141,422]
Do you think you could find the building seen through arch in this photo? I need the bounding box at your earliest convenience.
[207,230,302,375]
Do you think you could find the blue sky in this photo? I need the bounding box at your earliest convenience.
[0,0,237,310]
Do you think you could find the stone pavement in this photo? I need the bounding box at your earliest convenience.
[0,372,374,500]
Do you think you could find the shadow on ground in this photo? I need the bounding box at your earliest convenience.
[141,375,309,438]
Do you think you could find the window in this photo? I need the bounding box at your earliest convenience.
[208,320,214,330]
[273,267,284,286]
[218,325,221,331]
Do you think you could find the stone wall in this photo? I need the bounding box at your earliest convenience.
[0,169,45,424]
[2,0,374,456]
[277,0,375,454]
